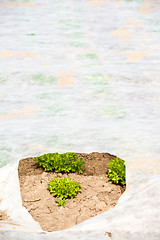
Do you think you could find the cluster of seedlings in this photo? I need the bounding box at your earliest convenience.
[35,152,126,207]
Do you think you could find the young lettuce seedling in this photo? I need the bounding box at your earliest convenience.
[107,157,126,185]
[35,152,85,173]
[48,177,82,207]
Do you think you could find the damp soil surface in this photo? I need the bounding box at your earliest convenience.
[18,152,126,232]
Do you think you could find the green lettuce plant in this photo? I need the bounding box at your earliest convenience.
[107,157,126,185]
[35,152,85,173]
[48,177,82,207]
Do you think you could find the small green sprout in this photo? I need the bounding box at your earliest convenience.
[107,157,126,185]
[48,177,82,207]
[35,152,85,174]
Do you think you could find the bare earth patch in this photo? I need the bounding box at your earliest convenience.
[18,152,126,232]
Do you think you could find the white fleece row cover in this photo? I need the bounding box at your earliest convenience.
[0,160,160,240]
[0,0,160,239]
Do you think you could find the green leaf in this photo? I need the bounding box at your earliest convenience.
[48,177,82,207]
[107,157,126,185]
[35,152,85,174]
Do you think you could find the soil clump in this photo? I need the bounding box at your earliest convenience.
[18,152,126,232]
[0,210,8,221]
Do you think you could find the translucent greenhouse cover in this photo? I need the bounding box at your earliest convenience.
[0,0,160,239]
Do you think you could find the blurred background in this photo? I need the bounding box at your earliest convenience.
[0,0,159,177]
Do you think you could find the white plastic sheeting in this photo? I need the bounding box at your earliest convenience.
[0,160,160,240]
[0,0,160,239]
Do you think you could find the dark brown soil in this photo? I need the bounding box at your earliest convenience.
[18,152,126,232]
